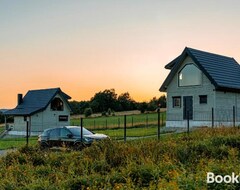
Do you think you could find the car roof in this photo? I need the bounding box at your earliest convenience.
[43,126,83,132]
[65,126,83,129]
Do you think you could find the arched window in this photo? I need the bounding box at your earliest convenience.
[51,98,64,111]
[178,64,202,86]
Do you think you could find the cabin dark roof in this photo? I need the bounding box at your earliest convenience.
[4,88,71,116]
[160,47,240,92]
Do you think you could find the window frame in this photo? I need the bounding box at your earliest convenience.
[51,97,64,111]
[172,96,181,108]
[59,115,69,122]
[199,95,207,104]
[178,63,202,87]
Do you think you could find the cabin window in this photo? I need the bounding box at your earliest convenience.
[178,64,202,87]
[173,96,181,108]
[51,98,64,111]
[199,95,207,104]
[59,115,68,122]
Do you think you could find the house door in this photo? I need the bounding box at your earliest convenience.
[183,96,193,120]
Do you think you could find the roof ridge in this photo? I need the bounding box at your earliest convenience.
[186,47,234,60]
[27,88,61,93]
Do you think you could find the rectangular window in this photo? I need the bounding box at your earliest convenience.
[199,95,207,104]
[59,115,68,122]
[172,96,181,108]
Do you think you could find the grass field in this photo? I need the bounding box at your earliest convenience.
[71,111,166,130]
[0,137,37,150]
[1,127,240,189]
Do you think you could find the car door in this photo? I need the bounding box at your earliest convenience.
[49,128,61,147]
[60,128,74,147]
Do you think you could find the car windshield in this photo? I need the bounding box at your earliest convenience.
[67,127,93,136]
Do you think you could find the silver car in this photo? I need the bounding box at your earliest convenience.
[38,126,109,149]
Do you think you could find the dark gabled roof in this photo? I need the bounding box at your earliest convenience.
[165,55,181,70]
[4,88,71,116]
[160,47,240,92]
[0,109,9,114]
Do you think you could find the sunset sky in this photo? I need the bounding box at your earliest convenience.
[1,0,240,108]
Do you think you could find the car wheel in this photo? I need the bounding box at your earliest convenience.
[40,142,49,150]
[74,142,86,151]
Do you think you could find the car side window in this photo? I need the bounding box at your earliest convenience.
[60,128,71,138]
[49,128,60,137]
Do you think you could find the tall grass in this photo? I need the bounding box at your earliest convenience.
[1,127,240,189]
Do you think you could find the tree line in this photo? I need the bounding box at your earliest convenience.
[69,89,166,116]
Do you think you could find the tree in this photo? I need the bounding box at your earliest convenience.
[90,89,118,112]
[137,102,148,113]
[84,108,93,117]
[147,97,158,111]
[118,92,136,111]
[69,101,90,115]
[158,95,166,108]
[0,113,4,124]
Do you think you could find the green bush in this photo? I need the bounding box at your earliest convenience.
[101,111,107,116]
[84,108,93,117]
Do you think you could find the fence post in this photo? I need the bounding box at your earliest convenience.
[212,107,214,128]
[80,118,83,143]
[187,110,190,135]
[158,108,160,140]
[124,115,127,142]
[118,118,120,128]
[233,106,236,127]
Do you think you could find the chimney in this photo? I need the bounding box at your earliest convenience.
[17,94,23,105]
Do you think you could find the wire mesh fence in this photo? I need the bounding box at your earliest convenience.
[0,111,166,149]
[167,106,240,129]
[2,106,239,149]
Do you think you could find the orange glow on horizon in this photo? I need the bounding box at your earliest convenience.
[1,1,240,108]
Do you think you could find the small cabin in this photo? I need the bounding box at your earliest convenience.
[4,88,72,135]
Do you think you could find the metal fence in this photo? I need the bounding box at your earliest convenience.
[0,110,166,149]
[168,106,240,129]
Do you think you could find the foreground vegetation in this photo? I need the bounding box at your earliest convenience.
[1,127,240,189]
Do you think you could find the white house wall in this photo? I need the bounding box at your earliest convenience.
[166,56,215,127]
[214,91,240,126]
[13,116,27,131]
[41,94,70,131]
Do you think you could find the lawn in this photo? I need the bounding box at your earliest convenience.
[0,137,37,150]
[71,111,166,130]
[1,127,240,189]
